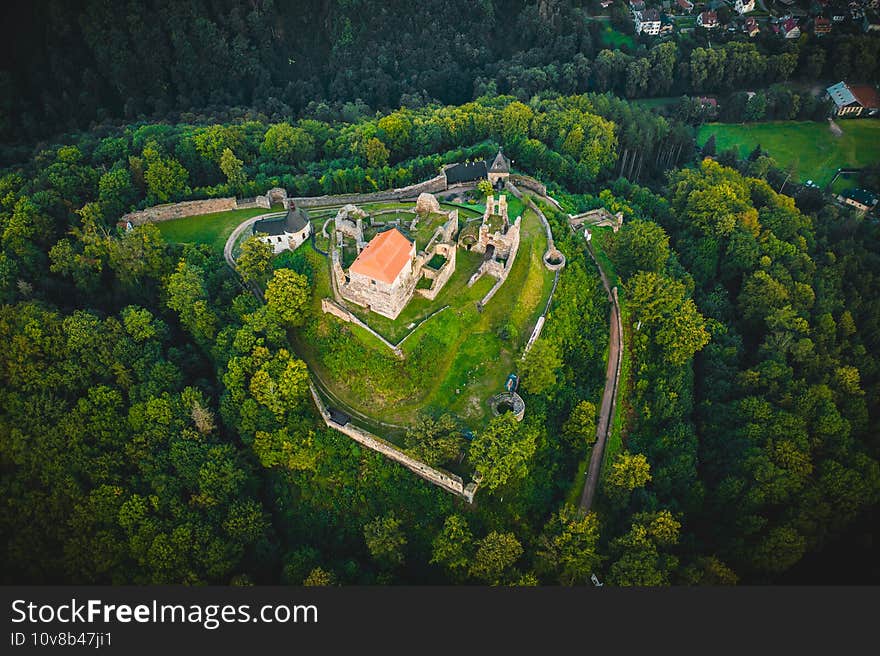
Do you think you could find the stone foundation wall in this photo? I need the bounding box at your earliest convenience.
[320,298,401,354]
[121,197,238,225]
[416,245,456,301]
[293,174,447,208]
[340,265,418,320]
[509,174,547,197]
[309,383,477,502]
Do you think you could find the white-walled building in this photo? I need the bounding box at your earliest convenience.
[734,0,755,14]
[252,205,312,254]
[635,8,662,34]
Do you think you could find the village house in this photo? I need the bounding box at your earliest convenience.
[814,16,832,34]
[826,81,880,117]
[783,17,801,37]
[677,0,694,12]
[635,8,663,34]
[734,0,755,13]
[838,188,879,213]
[252,204,311,254]
[744,16,760,36]
[697,10,719,27]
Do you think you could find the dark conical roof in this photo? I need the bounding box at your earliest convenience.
[253,206,309,236]
[489,149,510,173]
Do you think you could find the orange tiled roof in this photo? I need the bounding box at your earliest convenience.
[349,228,413,284]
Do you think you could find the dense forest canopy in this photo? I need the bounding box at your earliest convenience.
[2,0,880,586]
[2,0,879,147]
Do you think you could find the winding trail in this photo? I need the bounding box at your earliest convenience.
[512,187,624,513]
[578,240,623,514]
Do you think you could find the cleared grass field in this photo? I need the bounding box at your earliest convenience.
[155,206,282,252]
[697,120,880,187]
[598,25,636,50]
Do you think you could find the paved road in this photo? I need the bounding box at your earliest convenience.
[578,240,624,515]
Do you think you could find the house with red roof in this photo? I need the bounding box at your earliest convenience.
[697,10,719,27]
[782,17,801,37]
[826,81,880,117]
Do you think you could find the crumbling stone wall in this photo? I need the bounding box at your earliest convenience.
[121,197,238,225]
[292,174,447,208]
[415,243,456,301]
[509,174,547,197]
[309,383,478,502]
[320,298,401,355]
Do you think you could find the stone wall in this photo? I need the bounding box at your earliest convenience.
[509,174,547,197]
[309,383,477,502]
[416,243,456,301]
[121,197,238,225]
[320,298,401,355]
[292,174,447,208]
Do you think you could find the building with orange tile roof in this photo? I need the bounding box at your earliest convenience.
[350,228,415,285]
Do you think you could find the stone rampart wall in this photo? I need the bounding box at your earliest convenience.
[293,175,446,208]
[121,197,238,225]
[510,174,547,197]
[309,383,476,502]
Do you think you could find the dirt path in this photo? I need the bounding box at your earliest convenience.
[578,240,623,514]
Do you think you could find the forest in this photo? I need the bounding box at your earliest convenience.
[2,0,880,150]
[1,0,879,586]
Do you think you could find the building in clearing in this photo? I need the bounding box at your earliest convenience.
[838,188,879,213]
[634,8,662,35]
[697,10,719,28]
[337,228,418,319]
[826,81,880,117]
[442,148,510,188]
[252,204,311,254]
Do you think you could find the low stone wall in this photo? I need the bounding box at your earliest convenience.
[292,175,447,208]
[320,298,402,355]
[236,196,272,210]
[510,174,547,197]
[121,197,238,225]
[416,246,456,301]
[310,383,477,502]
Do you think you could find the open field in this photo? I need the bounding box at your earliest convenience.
[156,207,279,252]
[598,25,636,50]
[697,120,880,187]
[291,200,555,431]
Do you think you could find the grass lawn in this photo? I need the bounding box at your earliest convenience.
[831,173,861,195]
[156,207,279,252]
[697,119,880,188]
[599,25,636,50]
[293,204,555,431]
